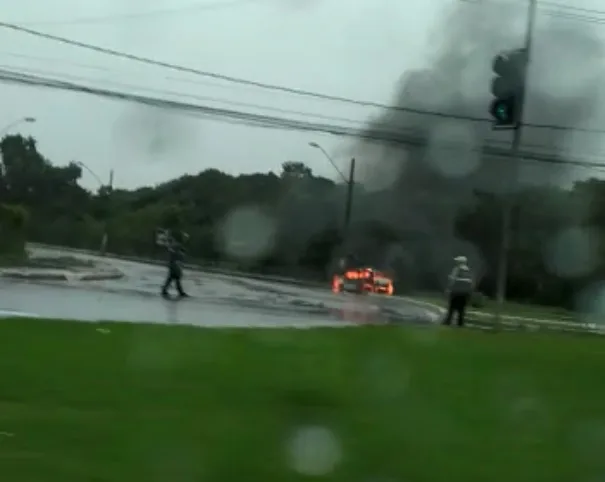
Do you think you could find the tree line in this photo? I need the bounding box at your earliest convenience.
[1,133,603,310]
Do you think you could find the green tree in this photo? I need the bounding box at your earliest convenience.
[280,161,313,179]
[0,203,28,257]
[5,132,605,309]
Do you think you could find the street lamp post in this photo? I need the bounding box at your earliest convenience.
[493,0,537,325]
[0,116,36,137]
[343,157,356,232]
[308,142,356,234]
[76,161,114,256]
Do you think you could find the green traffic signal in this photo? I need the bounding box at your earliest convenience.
[489,49,526,128]
[495,102,510,121]
[489,97,516,127]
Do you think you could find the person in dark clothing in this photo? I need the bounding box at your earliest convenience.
[443,255,474,327]
[161,233,188,298]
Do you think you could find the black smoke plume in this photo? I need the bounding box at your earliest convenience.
[347,0,604,289]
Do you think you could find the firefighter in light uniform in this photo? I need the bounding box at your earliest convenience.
[443,255,474,327]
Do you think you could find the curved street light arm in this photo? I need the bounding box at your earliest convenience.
[0,116,36,137]
[308,142,349,184]
[76,161,105,187]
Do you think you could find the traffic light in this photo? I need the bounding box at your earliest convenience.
[489,48,527,128]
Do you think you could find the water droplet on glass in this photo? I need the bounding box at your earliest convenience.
[544,226,598,278]
[426,122,480,178]
[575,282,605,329]
[219,205,276,261]
[570,420,605,461]
[363,353,410,402]
[286,425,342,476]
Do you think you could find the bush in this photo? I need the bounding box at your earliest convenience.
[0,203,28,256]
[471,291,487,308]
[0,203,28,229]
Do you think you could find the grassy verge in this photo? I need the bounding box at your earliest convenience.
[411,293,575,321]
[0,252,29,267]
[1,319,604,481]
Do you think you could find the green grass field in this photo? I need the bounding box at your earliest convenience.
[0,253,29,267]
[1,319,604,481]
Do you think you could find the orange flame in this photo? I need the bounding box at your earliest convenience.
[332,275,341,293]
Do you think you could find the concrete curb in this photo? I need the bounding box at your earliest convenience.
[0,269,125,282]
[28,243,324,287]
[402,297,444,314]
[1,271,68,281]
[78,271,125,281]
[402,296,604,332]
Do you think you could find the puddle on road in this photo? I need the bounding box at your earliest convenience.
[228,278,294,297]
[7,276,436,326]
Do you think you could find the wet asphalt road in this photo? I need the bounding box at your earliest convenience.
[0,247,438,327]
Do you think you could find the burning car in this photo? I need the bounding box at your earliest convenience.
[332,267,394,295]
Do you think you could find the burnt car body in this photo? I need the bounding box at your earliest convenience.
[332,267,394,295]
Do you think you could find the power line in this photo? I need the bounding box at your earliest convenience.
[0,66,431,137]
[540,1,605,16]
[4,59,604,158]
[0,50,260,93]
[0,62,392,128]
[461,0,605,25]
[5,48,605,139]
[0,50,113,72]
[17,0,605,27]
[4,17,605,142]
[13,0,265,26]
[1,66,605,172]
[3,20,605,136]
[0,20,494,123]
[539,7,605,25]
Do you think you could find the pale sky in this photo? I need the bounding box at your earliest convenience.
[0,0,445,191]
[1,0,605,191]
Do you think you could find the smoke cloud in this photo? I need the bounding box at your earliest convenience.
[349,0,605,286]
[113,105,199,159]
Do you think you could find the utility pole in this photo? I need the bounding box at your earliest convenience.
[343,158,356,234]
[493,0,537,322]
[77,162,114,256]
[100,169,114,256]
[307,142,355,234]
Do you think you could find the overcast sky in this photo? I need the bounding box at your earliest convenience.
[0,0,604,191]
[0,0,444,190]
